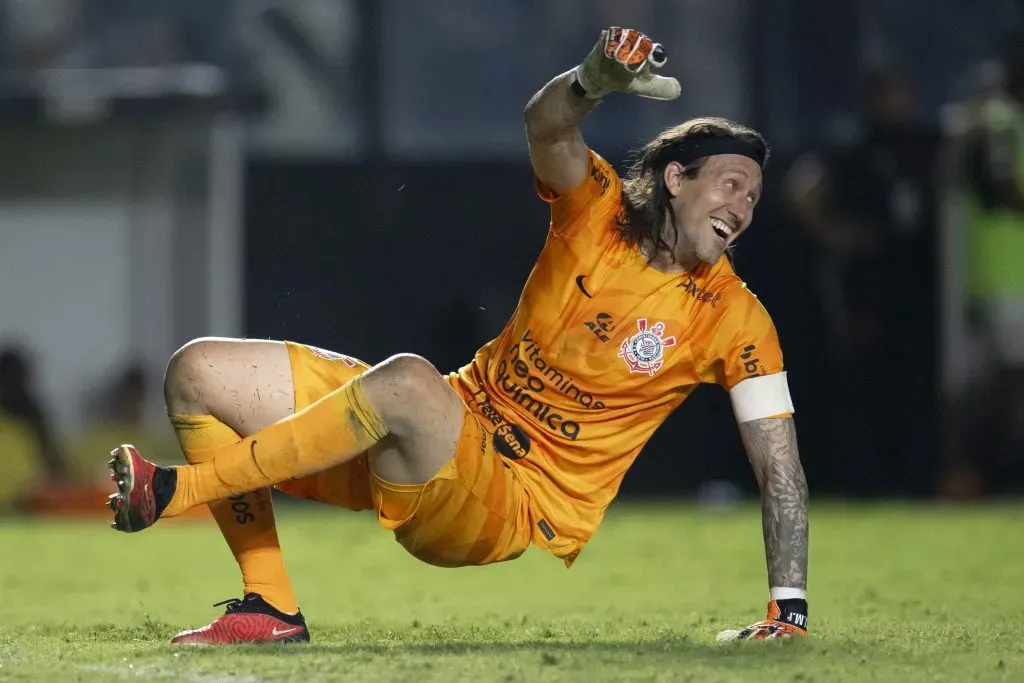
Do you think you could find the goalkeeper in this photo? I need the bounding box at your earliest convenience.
[107,27,810,645]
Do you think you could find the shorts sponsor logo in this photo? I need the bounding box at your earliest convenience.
[584,312,615,342]
[677,276,722,308]
[619,318,676,376]
[470,389,532,459]
[740,344,765,377]
[537,519,556,541]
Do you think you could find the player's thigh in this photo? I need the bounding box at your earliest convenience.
[165,337,368,435]
[371,403,532,567]
[164,337,295,433]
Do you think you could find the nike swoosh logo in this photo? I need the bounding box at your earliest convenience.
[575,275,592,298]
[271,626,301,637]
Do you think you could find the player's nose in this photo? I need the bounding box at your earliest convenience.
[726,206,748,230]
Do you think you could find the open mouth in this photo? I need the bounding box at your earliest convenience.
[710,217,733,243]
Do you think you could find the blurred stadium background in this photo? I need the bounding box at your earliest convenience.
[1,2,1024,681]
[1,0,1021,510]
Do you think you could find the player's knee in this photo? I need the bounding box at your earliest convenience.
[163,337,227,414]
[370,354,449,427]
[378,353,444,396]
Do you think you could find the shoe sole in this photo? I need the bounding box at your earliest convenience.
[171,631,311,646]
[107,445,139,532]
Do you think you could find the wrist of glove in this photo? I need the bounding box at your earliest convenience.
[572,27,680,101]
[716,598,809,642]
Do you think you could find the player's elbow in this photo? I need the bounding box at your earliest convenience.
[524,101,554,144]
[523,91,572,145]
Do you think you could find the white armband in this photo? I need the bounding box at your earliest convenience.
[729,372,794,423]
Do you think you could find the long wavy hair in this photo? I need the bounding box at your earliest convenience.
[616,117,769,264]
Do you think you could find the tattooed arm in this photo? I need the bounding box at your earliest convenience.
[737,416,809,592]
[524,69,598,195]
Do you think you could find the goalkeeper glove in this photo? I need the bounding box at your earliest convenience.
[716,598,809,642]
[573,27,681,101]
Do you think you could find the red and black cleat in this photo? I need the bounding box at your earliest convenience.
[107,444,169,532]
[171,594,310,645]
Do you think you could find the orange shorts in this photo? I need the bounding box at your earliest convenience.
[275,342,533,567]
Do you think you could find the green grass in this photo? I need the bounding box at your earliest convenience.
[1,501,1022,682]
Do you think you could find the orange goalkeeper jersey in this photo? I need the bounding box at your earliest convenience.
[448,150,786,565]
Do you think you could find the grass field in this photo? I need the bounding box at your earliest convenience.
[0,501,1022,682]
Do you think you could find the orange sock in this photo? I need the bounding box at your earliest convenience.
[164,375,387,518]
[170,414,299,614]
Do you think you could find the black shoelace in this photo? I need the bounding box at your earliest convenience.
[212,597,247,614]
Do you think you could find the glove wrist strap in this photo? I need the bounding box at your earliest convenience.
[771,598,808,631]
[572,64,604,100]
[570,74,589,98]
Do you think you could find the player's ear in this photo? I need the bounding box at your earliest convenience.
[663,161,685,197]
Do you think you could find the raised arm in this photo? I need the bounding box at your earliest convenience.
[524,70,597,196]
[524,28,680,196]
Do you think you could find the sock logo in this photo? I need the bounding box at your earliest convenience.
[228,493,255,524]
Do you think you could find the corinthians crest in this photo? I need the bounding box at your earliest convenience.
[618,318,676,376]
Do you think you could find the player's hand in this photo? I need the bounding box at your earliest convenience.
[716,599,809,642]
[574,27,681,101]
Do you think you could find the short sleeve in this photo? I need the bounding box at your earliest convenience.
[711,284,786,391]
[535,149,623,238]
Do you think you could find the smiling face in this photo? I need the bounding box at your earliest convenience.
[663,154,763,266]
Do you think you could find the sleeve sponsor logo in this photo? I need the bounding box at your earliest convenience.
[740,344,766,377]
[590,158,611,196]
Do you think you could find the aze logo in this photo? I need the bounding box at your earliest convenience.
[618,318,676,376]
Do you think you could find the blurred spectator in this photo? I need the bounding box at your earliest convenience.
[87,363,149,427]
[0,344,68,480]
[941,50,1024,497]
[71,363,177,476]
[784,65,941,495]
